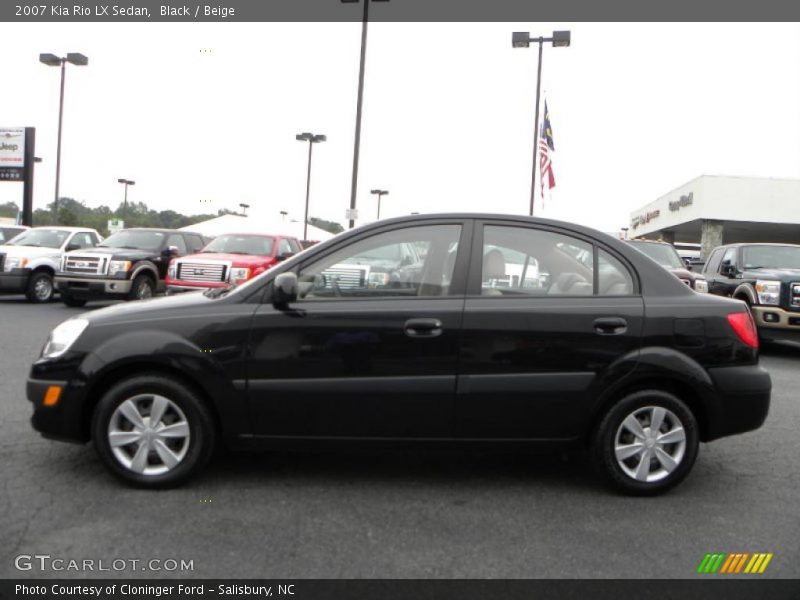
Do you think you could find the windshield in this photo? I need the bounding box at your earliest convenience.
[742,245,800,270]
[631,242,684,269]
[6,229,69,249]
[202,234,274,255]
[99,230,166,251]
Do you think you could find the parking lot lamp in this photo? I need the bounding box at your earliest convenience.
[296,132,327,241]
[40,52,88,223]
[370,189,389,220]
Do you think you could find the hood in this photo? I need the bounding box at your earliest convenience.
[178,252,276,266]
[80,289,214,324]
[742,267,800,280]
[668,267,704,281]
[67,246,158,260]
[0,244,61,259]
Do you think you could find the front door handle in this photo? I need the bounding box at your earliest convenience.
[593,317,627,335]
[404,318,443,338]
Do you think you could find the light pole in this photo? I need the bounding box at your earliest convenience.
[295,132,326,241]
[239,203,250,216]
[370,189,389,220]
[40,52,88,223]
[511,31,570,216]
[117,178,135,226]
[280,210,288,222]
[341,0,389,229]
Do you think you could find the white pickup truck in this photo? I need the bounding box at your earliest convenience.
[0,226,102,302]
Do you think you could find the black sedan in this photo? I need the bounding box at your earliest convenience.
[27,214,771,495]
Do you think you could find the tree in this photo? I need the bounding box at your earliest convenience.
[0,202,19,219]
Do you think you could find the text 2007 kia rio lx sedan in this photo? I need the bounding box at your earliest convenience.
[27,214,771,495]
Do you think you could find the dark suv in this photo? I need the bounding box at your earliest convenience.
[55,228,207,306]
[703,242,800,342]
[28,214,771,494]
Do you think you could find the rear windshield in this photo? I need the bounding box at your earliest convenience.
[630,242,684,269]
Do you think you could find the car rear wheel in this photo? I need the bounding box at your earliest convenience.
[62,294,87,308]
[592,390,699,495]
[25,272,54,303]
[92,374,216,488]
[128,274,155,301]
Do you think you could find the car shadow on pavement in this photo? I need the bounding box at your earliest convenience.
[760,340,800,357]
[202,446,602,493]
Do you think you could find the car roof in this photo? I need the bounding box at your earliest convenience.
[626,239,672,245]
[26,226,98,232]
[716,242,800,249]
[119,228,190,234]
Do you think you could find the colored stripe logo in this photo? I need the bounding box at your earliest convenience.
[697,552,773,574]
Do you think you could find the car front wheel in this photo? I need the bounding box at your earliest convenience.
[92,374,216,488]
[25,272,54,303]
[128,274,155,301]
[593,390,699,495]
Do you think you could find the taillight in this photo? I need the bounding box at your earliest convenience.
[727,311,759,349]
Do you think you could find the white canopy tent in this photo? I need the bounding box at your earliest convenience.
[180,214,336,243]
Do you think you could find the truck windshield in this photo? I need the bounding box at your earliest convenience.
[742,245,800,270]
[202,234,274,255]
[630,242,684,269]
[6,229,70,249]
[99,230,166,251]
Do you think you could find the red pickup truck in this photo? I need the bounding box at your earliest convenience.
[166,232,301,293]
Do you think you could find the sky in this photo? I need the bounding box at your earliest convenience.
[2,22,799,233]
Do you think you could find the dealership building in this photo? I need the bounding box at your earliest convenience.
[628,175,800,258]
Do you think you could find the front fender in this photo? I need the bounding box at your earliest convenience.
[84,330,249,443]
[733,282,757,304]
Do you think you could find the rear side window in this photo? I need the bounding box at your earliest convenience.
[481,225,594,296]
[598,250,634,296]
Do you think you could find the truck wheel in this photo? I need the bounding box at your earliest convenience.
[92,373,216,488]
[592,390,699,496]
[128,274,155,301]
[62,294,87,308]
[25,271,54,303]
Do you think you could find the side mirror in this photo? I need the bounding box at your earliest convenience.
[273,272,298,308]
[65,243,81,252]
[720,262,736,276]
[163,245,179,256]
[275,252,295,263]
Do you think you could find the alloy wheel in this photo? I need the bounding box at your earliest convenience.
[107,394,191,476]
[614,405,687,483]
[34,276,53,301]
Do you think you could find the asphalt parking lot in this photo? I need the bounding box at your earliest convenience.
[1,294,798,580]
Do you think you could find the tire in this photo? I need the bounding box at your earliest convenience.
[62,294,87,308]
[25,271,54,303]
[91,374,216,488]
[128,274,155,301]
[592,390,699,496]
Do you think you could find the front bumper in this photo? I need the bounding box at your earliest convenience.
[705,364,771,441]
[0,268,31,292]
[55,273,132,298]
[166,282,222,294]
[27,377,89,443]
[750,306,800,342]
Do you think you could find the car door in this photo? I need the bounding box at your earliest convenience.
[456,221,644,440]
[246,220,470,438]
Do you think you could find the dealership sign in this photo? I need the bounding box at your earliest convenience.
[631,209,660,230]
[669,192,694,212]
[0,127,25,181]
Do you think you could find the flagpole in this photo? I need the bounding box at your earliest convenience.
[529,38,544,217]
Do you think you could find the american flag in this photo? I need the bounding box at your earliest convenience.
[539,100,556,200]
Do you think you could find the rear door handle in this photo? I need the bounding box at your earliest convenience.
[593,317,627,335]
[404,318,443,338]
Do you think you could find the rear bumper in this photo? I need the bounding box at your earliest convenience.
[0,269,30,292]
[705,364,771,441]
[55,274,132,298]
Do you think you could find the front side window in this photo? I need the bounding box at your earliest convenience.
[166,234,187,254]
[70,232,96,249]
[297,224,461,300]
[720,248,737,274]
[703,248,723,275]
[481,226,594,296]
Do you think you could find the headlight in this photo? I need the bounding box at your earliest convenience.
[108,260,132,276]
[5,257,28,271]
[368,272,390,287]
[755,280,781,305]
[694,279,708,293]
[167,262,177,279]
[41,318,89,359]
[228,267,251,283]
